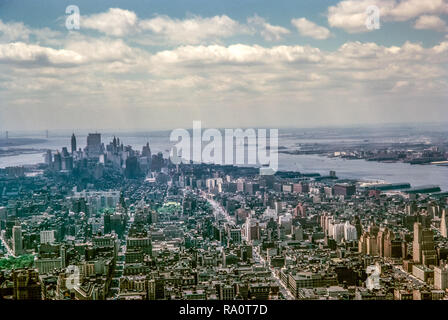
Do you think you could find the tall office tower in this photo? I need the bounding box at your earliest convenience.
[103,212,111,234]
[53,152,62,171]
[359,230,379,256]
[358,232,368,254]
[383,229,402,258]
[62,155,73,171]
[413,222,422,263]
[71,133,77,153]
[12,225,23,256]
[353,216,363,241]
[44,150,52,165]
[125,156,141,178]
[344,221,358,241]
[376,227,395,258]
[151,152,164,172]
[61,147,69,157]
[441,209,448,238]
[366,233,378,256]
[434,262,448,290]
[86,133,102,156]
[142,142,151,157]
[377,228,386,257]
[413,222,438,266]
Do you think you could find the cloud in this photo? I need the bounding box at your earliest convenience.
[151,44,322,65]
[0,42,84,66]
[291,18,331,39]
[327,0,448,33]
[0,39,144,69]
[139,15,247,44]
[414,15,448,31]
[81,9,294,44]
[387,0,448,21]
[1,10,448,129]
[0,20,31,42]
[82,8,138,36]
[247,15,290,41]
[0,19,62,44]
[81,8,247,44]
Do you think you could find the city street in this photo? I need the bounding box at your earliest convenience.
[205,194,295,300]
[392,265,426,287]
[0,235,15,258]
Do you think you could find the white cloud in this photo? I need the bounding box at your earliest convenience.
[1,11,448,129]
[0,39,145,69]
[64,38,144,63]
[81,9,294,44]
[0,20,31,42]
[139,15,247,44]
[247,15,290,41]
[0,19,62,44]
[388,0,448,21]
[327,0,448,33]
[291,18,331,40]
[82,8,138,36]
[81,8,247,44]
[151,44,322,65]
[0,42,84,66]
[414,15,448,31]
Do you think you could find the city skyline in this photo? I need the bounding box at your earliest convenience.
[1,0,448,130]
[2,0,448,307]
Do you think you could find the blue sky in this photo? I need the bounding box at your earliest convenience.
[1,0,445,48]
[0,0,447,130]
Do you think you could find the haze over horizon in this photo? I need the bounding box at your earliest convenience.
[1,0,447,130]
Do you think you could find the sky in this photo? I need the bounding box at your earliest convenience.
[0,0,447,131]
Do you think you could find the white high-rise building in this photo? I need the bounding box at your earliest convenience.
[332,223,345,243]
[434,263,448,290]
[40,230,55,244]
[441,209,448,238]
[344,221,358,241]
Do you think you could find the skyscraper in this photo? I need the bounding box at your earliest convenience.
[71,133,77,153]
[53,152,62,171]
[353,216,363,241]
[434,262,448,290]
[125,156,141,178]
[86,133,102,157]
[12,225,23,256]
[44,150,52,165]
[142,142,151,158]
[413,222,437,266]
[441,209,447,238]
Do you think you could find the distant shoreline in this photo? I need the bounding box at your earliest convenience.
[0,138,47,148]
